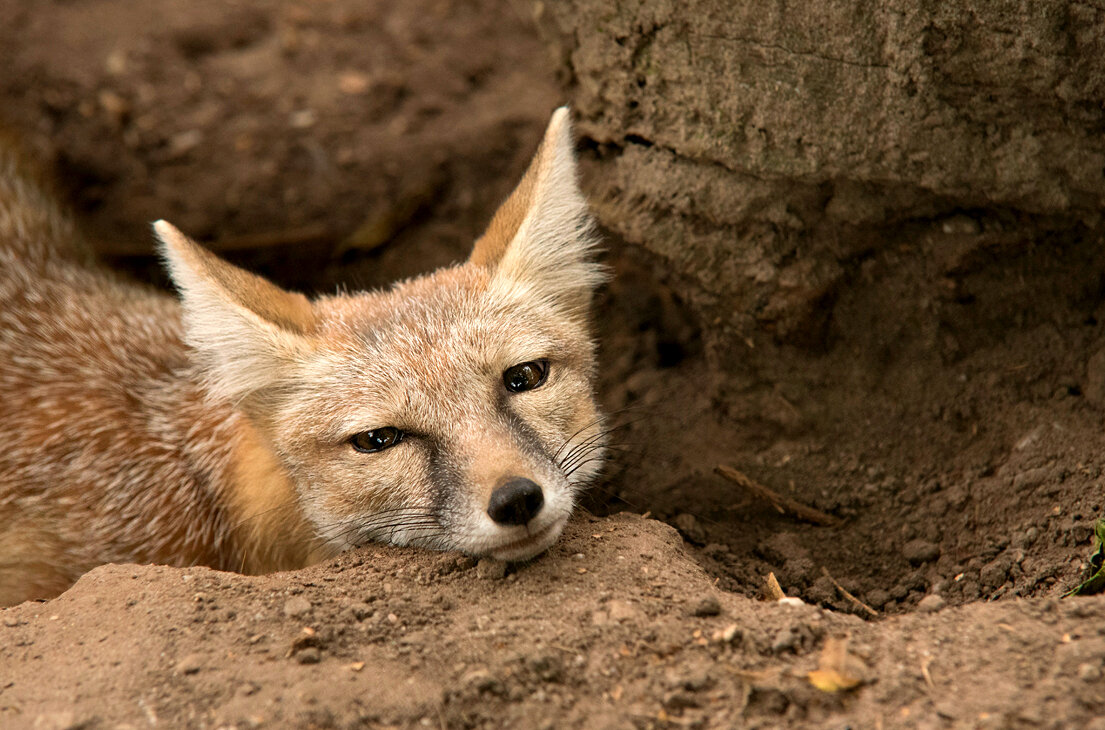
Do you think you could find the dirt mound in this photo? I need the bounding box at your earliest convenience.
[4,514,1103,729]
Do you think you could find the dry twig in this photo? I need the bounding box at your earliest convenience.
[715,464,839,527]
[821,566,879,618]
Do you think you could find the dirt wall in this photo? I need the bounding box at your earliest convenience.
[536,0,1105,347]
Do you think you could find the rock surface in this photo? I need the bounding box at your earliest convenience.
[537,0,1105,346]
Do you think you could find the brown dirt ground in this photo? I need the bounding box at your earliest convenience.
[1,1,1104,728]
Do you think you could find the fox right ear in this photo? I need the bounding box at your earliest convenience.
[470,107,604,316]
[154,220,316,404]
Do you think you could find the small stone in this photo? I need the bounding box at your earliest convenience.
[902,539,941,565]
[662,691,699,710]
[166,129,202,159]
[476,558,507,580]
[865,588,891,609]
[666,666,713,692]
[289,109,317,129]
[347,602,372,621]
[673,513,708,544]
[804,576,836,605]
[176,654,203,675]
[527,653,564,683]
[1078,662,1102,682]
[916,594,946,613]
[296,647,321,664]
[3,616,19,627]
[940,214,981,235]
[283,596,312,618]
[31,712,78,730]
[713,623,741,643]
[979,556,1010,590]
[338,71,371,95]
[771,627,799,653]
[691,596,722,617]
[606,599,641,623]
[462,668,502,695]
[702,543,729,558]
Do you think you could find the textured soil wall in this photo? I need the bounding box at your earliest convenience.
[537,0,1105,347]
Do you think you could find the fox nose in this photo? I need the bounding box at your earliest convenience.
[487,478,544,526]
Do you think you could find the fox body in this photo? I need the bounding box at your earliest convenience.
[0,109,606,605]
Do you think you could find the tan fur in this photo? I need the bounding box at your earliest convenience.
[0,108,606,606]
[226,417,327,574]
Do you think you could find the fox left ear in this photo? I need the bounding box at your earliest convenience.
[470,107,604,315]
[154,220,316,405]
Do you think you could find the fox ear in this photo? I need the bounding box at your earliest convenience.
[470,107,603,314]
[154,220,316,404]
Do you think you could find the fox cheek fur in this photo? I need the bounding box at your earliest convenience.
[156,107,606,563]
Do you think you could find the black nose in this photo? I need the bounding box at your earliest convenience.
[487,478,544,526]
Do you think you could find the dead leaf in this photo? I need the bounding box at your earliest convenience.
[807,636,868,693]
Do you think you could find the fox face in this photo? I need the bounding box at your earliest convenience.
[155,108,605,562]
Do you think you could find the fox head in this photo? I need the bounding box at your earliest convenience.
[155,108,605,562]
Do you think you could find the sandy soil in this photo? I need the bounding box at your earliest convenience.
[5,516,1105,729]
[1,0,1104,728]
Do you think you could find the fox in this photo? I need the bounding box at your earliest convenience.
[0,108,607,606]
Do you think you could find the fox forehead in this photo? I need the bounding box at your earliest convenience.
[302,265,593,436]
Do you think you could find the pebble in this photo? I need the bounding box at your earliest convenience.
[916,594,947,613]
[865,588,891,609]
[902,539,941,565]
[666,667,713,692]
[31,712,80,730]
[1011,527,1037,549]
[606,599,642,623]
[476,558,507,580]
[347,602,372,621]
[979,556,1011,590]
[673,513,707,545]
[284,596,312,618]
[3,616,19,627]
[462,668,502,695]
[527,653,564,683]
[176,654,203,675]
[691,596,722,617]
[296,647,321,665]
[712,623,741,643]
[1078,662,1102,682]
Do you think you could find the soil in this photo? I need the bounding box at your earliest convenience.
[1,1,1104,728]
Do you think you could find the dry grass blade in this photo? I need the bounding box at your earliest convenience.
[821,566,879,618]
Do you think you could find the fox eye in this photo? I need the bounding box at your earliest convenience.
[349,427,404,453]
[503,360,549,393]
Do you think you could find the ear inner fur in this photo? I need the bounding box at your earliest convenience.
[154,220,316,335]
[470,106,576,268]
[470,134,546,267]
[154,219,318,404]
[469,107,604,317]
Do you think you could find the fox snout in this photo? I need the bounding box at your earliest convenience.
[487,477,545,526]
